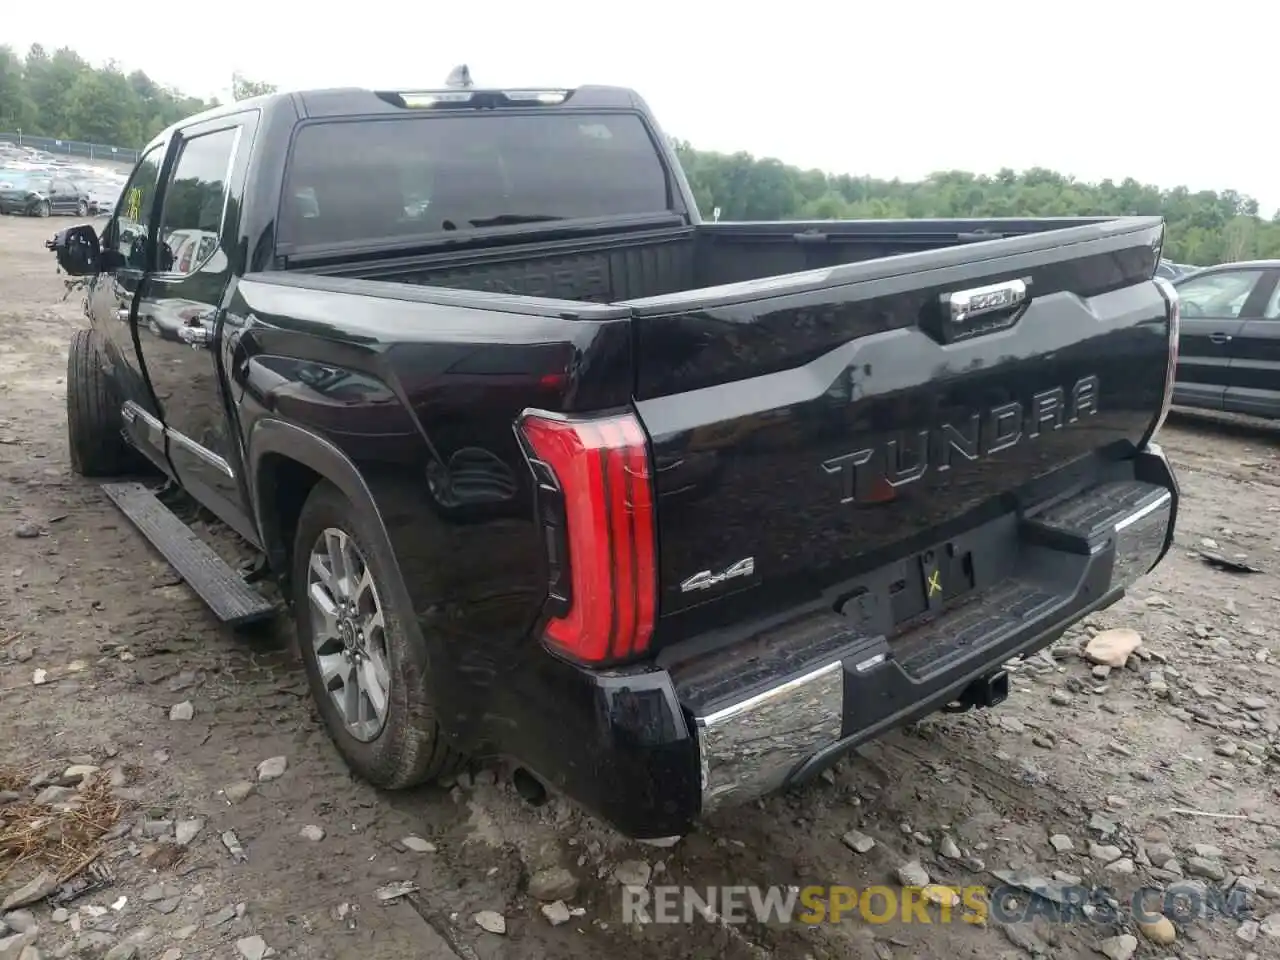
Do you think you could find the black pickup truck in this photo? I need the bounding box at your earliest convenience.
[46,78,1181,839]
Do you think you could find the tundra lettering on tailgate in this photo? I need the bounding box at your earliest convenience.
[822,375,1099,505]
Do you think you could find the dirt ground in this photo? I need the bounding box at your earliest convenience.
[1,211,1278,960]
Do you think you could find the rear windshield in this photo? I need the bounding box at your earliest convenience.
[279,112,670,250]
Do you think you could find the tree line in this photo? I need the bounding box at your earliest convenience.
[1,45,1274,265]
[0,46,277,148]
[674,144,1280,266]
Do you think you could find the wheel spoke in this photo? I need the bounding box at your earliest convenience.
[342,662,362,723]
[339,536,363,599]
[360,656,389,721]
[324,530,351,599]
[317,652,347,691]
[354,567,376,608]
[360,607,385,636]
[309,550,335,591]
[308,582,341,651]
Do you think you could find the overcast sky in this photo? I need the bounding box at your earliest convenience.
[12,1,1278,213]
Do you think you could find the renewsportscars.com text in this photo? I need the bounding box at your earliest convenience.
[620,883,1247,926]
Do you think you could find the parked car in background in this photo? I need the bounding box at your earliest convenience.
[80,180,123,215]
[1156,259,1199,281]
[0,174,90,217]
[1173,260,1280,418]
[164,228,220,274]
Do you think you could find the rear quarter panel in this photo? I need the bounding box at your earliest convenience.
[227,276,633,747]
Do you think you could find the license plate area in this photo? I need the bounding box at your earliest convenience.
[832,512,1023,639]
[889,541,978,627]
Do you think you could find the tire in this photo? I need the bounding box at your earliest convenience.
[33,200,50,218]
[291,481,463,788]
[66,329,142,477]
[76,200,88,217]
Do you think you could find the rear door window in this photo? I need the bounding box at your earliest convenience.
[158,127,239,275]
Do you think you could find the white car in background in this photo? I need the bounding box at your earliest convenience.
[164,229,221,274]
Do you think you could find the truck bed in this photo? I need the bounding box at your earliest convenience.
[295,217,1115,304]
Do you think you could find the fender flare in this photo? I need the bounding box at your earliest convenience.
[247,418,407,601]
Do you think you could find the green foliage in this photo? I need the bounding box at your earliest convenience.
[0,44,217,146]
[675,143,1280,265]
[231,73,277,101]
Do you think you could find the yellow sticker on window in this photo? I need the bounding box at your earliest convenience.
[124,187,143,223]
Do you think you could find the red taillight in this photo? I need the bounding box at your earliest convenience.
[1150,277,1181,442]
[518,411,657,663]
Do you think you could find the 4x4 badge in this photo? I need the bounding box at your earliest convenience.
[680,557,755,594]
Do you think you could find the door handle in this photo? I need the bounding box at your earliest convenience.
[1209,333,1233,344]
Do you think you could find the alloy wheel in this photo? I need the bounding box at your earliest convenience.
[306,527,392,742]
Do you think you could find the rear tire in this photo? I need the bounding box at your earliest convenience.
[291,480,464,789]
[66,329,142,477]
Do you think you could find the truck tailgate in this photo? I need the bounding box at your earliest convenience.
[627,217,1172,642]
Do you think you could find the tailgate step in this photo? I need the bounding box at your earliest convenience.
[1022,480,1170,552]
[892,579,1061,679]
[101,481,276,626]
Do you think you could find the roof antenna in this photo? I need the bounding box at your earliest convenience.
[445,65,473,89]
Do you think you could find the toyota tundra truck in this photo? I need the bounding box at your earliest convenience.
[46,77,1180,839]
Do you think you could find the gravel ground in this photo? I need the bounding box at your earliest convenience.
[1,212,1278,960]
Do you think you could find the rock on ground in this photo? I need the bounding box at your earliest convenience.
[474,911,506,935]
[0,874,56,912]
[255,756,287,782]
[1098,933,1138,960]
[842,830,876,854]
[236,936,272,960]
[541,901,572,926]
[897,860,930,886]
[528,866,579,902]
[613,861,652,888]
[1083,628,1143,667]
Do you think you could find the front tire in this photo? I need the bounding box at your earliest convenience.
[66,329,142,477]
[291,481,463,788]
[33,200,50,218]
[76,200,88,216]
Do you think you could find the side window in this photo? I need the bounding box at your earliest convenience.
[1264,279,1280,320]
[106,146,165,270]
[158,127,238,276]
[1175,270,1264,319]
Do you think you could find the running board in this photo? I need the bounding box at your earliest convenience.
[101,481,276,626]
